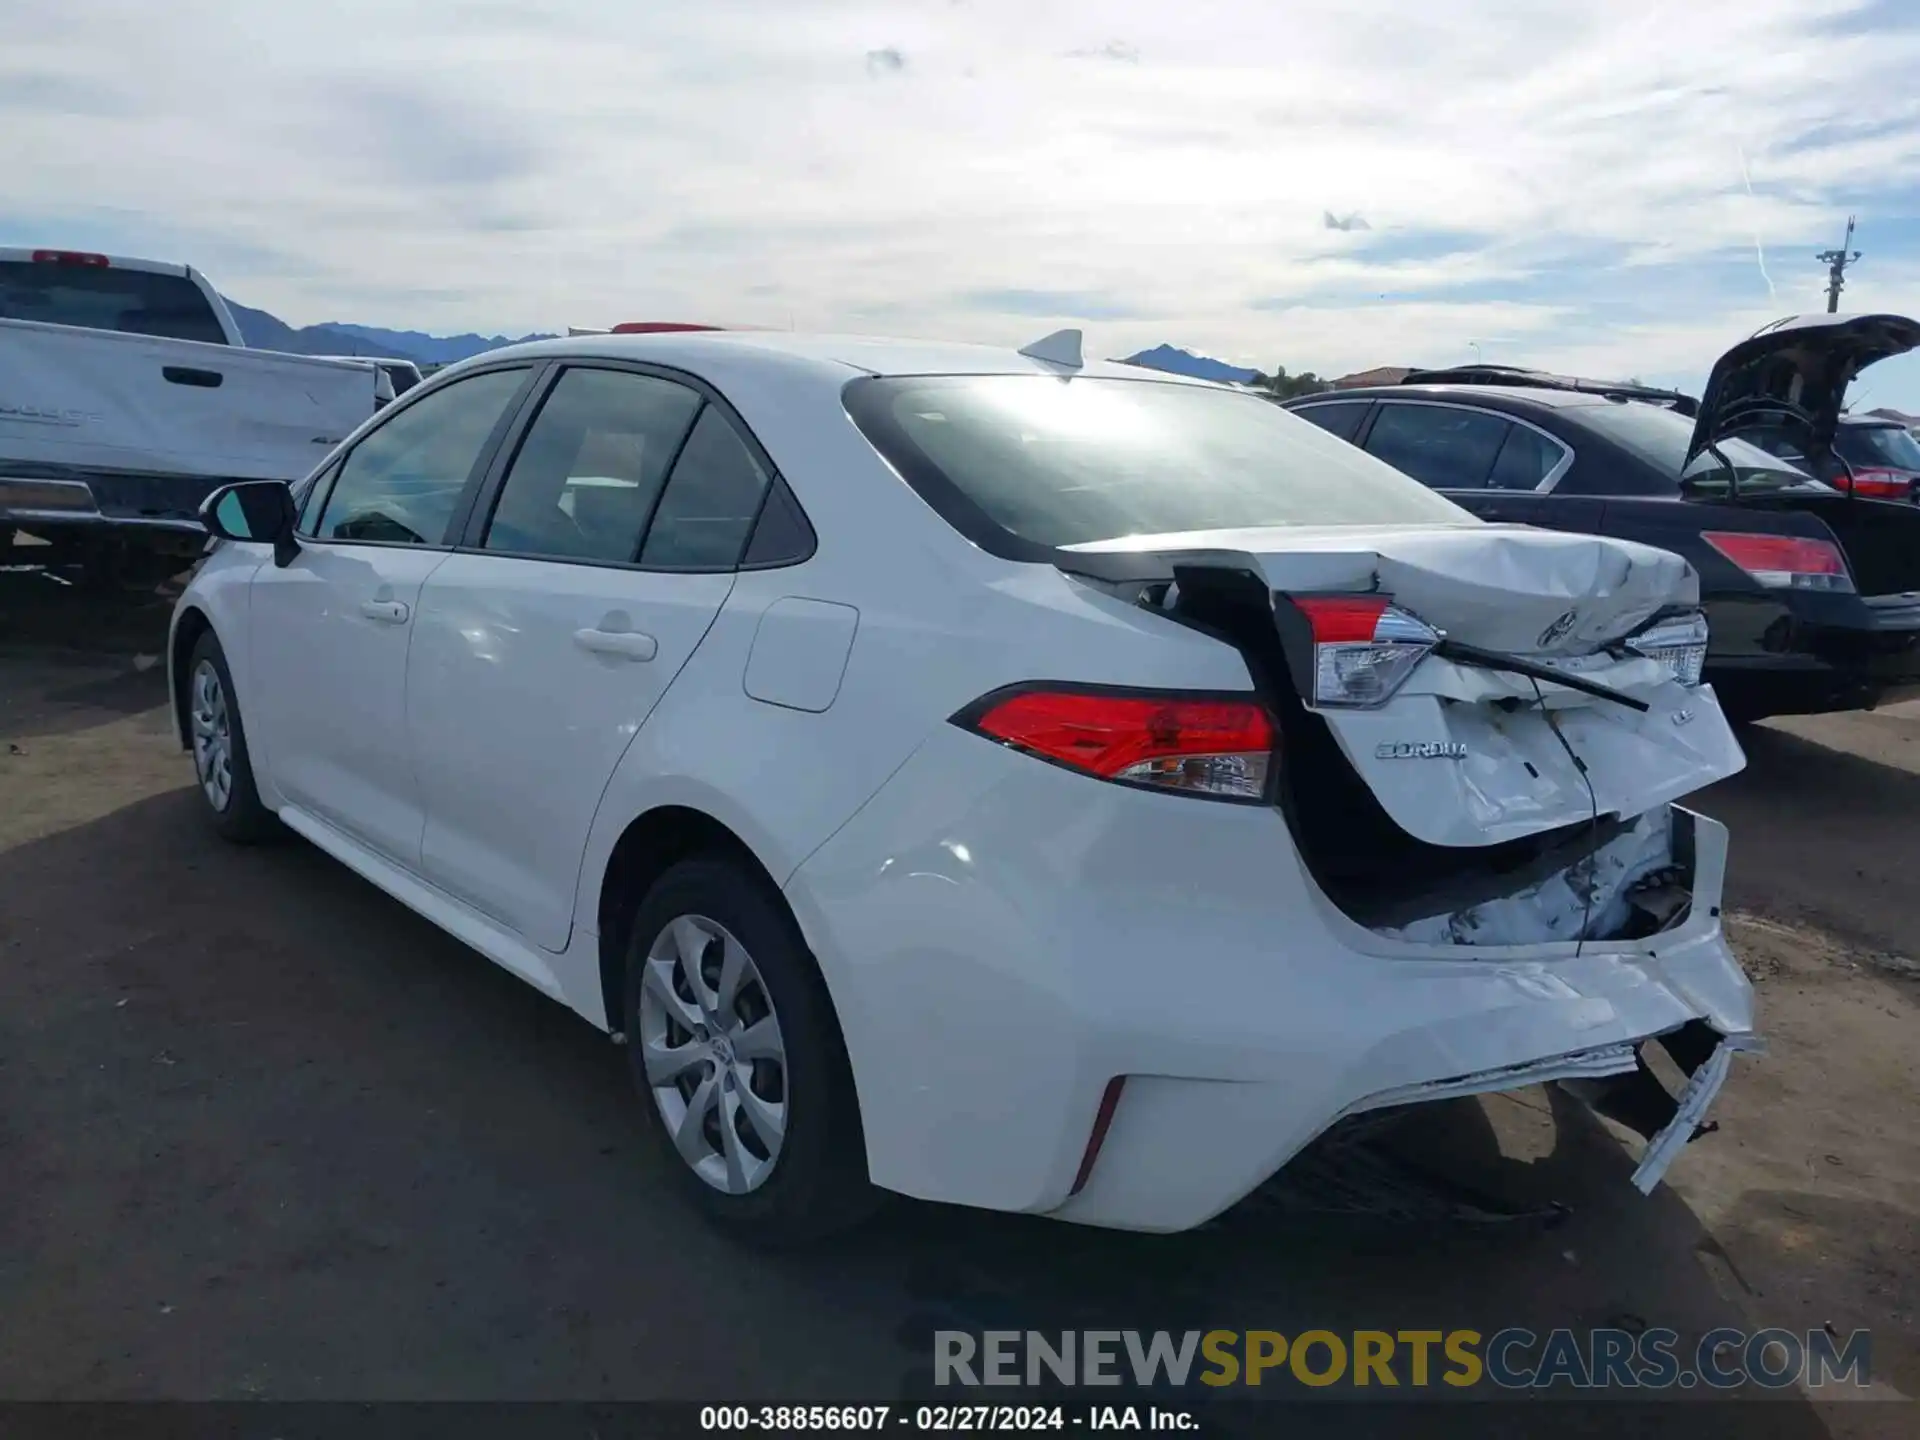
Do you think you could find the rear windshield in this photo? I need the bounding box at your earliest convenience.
[844,375,1471,550]
[0,260,227,344]
[1572,400,1819,494]
[1837,422,1920,471]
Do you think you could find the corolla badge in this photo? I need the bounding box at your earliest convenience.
[1537,609,1579,647]
[1375,741,1468,760]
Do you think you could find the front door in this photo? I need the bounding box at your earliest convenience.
[408,366,775,951]
[248,366,534,867]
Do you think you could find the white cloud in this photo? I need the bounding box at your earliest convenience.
[4,0,1919,399]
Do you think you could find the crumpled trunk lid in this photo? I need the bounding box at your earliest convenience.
[1065,523,1746,848]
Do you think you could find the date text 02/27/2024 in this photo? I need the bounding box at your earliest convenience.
[699,1404,1198,1431]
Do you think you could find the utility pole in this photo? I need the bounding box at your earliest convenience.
[1817,217,1861,313]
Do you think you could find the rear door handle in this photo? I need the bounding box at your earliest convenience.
[360,599,410,624]
[574,627,658,661]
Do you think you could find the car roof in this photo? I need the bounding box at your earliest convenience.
[1838,413,1902,428]
[469,330,1224,385]
[1295,384,1615,410]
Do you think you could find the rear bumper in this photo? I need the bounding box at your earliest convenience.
[785,725,1757,1233]
[1,467,218,536]
[1705,591,1920,717]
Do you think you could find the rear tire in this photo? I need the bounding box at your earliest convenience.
[186,631,278,844]
[623,856,879,1247]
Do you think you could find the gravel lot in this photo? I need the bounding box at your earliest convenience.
[1,571,1915,1433]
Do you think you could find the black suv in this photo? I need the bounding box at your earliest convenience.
[1283,315,1920,721]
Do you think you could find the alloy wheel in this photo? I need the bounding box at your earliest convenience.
[637,913,790,1193]
[189,659,233,812]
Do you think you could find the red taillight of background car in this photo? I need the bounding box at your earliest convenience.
[610,322,723,334]
[954,685,1276,801]
[1289,594,1440,708]
[1831,467,1913,500]
[30,250,109,267]
[1702,532,1855,592]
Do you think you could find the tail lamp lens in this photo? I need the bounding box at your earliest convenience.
[1834,468,1912,500]
[1291,595,1439,708]
[1626,610,1709,687]
[1702,532,1854,593]
[957,688,1276,801]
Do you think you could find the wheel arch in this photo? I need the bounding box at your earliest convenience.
[170,604,214,749]
[594,805,844,1046]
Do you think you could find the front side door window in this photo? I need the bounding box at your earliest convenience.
[314,367,531,545]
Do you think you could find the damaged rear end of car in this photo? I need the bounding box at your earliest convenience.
[822,366,1764,1230]
[1053,521,1759,1194]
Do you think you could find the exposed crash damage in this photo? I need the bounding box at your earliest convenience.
[1373,808,1686,947]
[1058,521,1760,1203]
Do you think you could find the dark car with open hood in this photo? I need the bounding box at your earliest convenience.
[1285,313,1920,721]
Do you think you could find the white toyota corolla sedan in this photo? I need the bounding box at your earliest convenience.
[170,327,1761,1244]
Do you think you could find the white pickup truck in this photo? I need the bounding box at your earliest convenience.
[1,247,391,584]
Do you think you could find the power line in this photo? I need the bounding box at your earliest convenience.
[1817,216,1861,314]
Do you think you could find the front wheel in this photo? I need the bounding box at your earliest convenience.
[187,631,278,843]
[623,857,879,1246]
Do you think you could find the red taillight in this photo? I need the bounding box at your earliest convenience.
[30,250,109,267]
[1293,595,1392,643]
[610,321,722,334]
[956,686,1276,801]
[1287,594,1439,708]
[1702,532,1854,592]
[1834,468,1912,500]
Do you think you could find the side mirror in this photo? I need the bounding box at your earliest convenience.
[200,480,300,568]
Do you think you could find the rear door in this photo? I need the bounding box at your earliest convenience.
[1358,399,1606,532]
[407,364,773,952]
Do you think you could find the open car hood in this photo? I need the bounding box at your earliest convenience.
[1685,312,1920,473]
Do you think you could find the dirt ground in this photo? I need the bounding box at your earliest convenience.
[1,567,1915,1434]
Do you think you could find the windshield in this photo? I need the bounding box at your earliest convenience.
[845,375,1472,549]
[1573,400,1822,494]
[0,261,227,344]
[1837,422,1920,471]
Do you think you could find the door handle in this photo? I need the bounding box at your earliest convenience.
[359,599,410,624]
[574,627,658,661]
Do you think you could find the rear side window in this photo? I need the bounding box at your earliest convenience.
[1487,424,1566,490]
[844,375,1469,551]
[1291,400,1370,443]
[638,406,773,568]
[315,368,528,545]
[482,368,703,563]
[0,260,227,344]
[1837,423,1920,471]
[1363,404,1509,489]
[1575,402,1816,494]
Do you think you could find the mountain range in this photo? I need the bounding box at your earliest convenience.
[1118,344,1259,385]
[224,302,1263,383]
[222,299,554,366]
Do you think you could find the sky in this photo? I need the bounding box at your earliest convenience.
[5,0,1920,408]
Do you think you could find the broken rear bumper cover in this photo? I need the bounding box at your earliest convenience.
[785,724,1761,1233]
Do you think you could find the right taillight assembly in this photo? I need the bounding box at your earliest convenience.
[1626,609,1709,687]
[1288,595,1439,708]
[1702,532,1855,593]
[1832,468,1911,500]
[953,685,1276,802]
